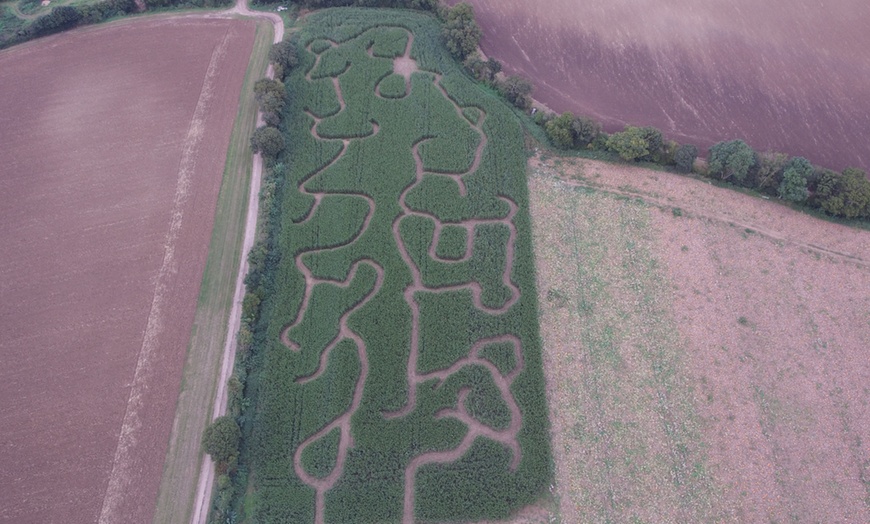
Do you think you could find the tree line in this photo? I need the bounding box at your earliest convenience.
[536,111,870,219]
[1,0,234,48]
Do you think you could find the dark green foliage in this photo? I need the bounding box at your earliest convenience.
[750,151,788,192]
[707,139,757,183]
[254,78,287,122]
[636,126,663,162]
[570,115,602,148]
[478,341,517,376]
[606,126,651,162]
[462,106,482,126]
[540,111,606,151]
[300,427,341,479]
[378,73,408,98]
[545,112,574,149]
[496,75,533,111]
[251,125,286,159]
[816,167,870,218]
[463,53,500,84]
[270,39,299,69]
[434,225,467,260]
[460,365,512,430]
[309,38,334,54]
[415,438,523,522]
[674,144,698,173]
[778,156,812,202]
[442,2,481,61]
[230,10,551,523]
[202,416,241,464]
[369,27,408,57]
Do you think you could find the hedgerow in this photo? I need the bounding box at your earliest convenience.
[229,8,551,522]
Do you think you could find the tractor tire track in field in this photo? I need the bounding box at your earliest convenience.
[282,30,525,524]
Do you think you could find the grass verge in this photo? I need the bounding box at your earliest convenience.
[151,18,273,524]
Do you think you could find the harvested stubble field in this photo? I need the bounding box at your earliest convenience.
[530,154,870,522]
[0,16,255,523]
[233,8,550,523]
[454,0,870,172]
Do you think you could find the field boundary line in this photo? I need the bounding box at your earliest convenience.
[540,168,870,269]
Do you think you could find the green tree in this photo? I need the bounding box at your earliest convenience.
[752,151,789,192]
[251,126,285,159]
[496,75,533,111]
[545,112,574,149]
[708,139,756,183]
[253,78,286,107]
[462,53,501,83]
[674,144,698,173]
[817,167,870,218]
[202,416,240,464]
[442,3,481,60]
[606,126,650,162]
[269,39,299,80]
[570,115,601,148]
[637,126,663,162]
[778,157,812,202]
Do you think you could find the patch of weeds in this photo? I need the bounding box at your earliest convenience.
[546,288,569,308]
[681,245,689,252]
[737,317,757,330]
[576,298,594,316]
[672,207,683,217]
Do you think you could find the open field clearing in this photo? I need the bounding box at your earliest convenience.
[453,0,870,172]
[229,8,550,523]
[530,155,870,522]
[0,16,255,523]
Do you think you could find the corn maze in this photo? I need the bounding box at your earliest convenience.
[239,9,550,523]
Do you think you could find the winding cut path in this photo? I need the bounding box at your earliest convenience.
[281,29,527,523]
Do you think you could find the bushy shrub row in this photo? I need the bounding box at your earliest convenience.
[226,9,551,522]
[533,108,870,219]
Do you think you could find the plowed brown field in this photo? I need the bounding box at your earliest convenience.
[452,0,870,172]
[0,16,255,524]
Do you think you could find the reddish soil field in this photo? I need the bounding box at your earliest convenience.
[0,16,255,523]
[451,0,870,172]
[529,154,870,522]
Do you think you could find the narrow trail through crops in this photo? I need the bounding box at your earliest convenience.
[282,30,525,524]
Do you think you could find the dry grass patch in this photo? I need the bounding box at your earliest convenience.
[529,154,870,523]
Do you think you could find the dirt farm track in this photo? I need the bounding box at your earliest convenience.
[0,17,255,523]
[455,0,870,172]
